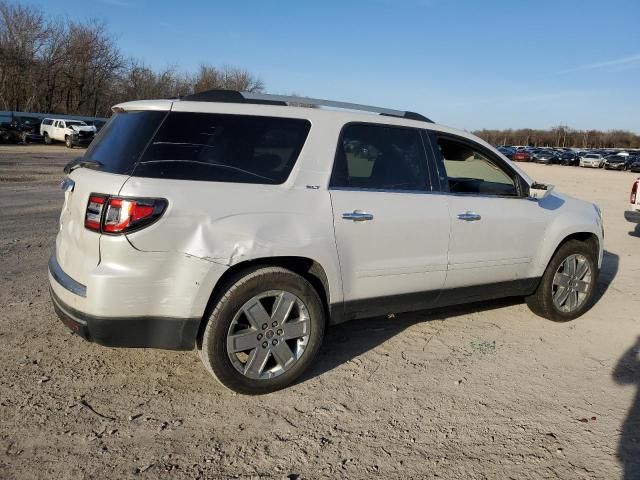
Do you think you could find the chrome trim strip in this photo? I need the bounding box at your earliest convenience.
[329,186,525,199]
[48,253,87,298]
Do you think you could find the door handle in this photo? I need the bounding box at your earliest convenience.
[457,211,481,221]
[342,210,374,222]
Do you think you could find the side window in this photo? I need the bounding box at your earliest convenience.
[134,112,310,184]
[330,124,429,191]
[435,136,518,196]
[59,121,65,129]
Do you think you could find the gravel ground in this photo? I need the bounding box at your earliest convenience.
[0,144,639,480]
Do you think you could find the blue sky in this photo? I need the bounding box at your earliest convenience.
[26,0,640,132]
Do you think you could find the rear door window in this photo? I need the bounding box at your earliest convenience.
[330,123,430,191]
[133,113,311,184]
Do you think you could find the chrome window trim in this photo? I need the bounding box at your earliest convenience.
[328,186,526,199]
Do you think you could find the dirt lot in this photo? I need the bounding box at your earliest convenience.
[1,144,639,479]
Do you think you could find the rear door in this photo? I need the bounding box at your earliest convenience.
[428,131,548,290]
[329,123,450,319]
[55,110,168,286]
[53,121,64,141]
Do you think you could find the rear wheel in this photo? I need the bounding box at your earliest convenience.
[200,267,325,394]
[526,239,598,321]
[43,132,51,145]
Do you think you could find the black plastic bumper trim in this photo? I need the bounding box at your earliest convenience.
[50,288,199,351]
[49,253,87,297]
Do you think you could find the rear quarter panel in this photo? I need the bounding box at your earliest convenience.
[118,178,343,311]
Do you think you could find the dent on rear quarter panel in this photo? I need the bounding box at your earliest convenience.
[178,213,316,265]
[121,181,344,309]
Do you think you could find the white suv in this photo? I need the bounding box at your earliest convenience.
[49,91,604,394]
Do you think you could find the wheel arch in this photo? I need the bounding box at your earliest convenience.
[534,230,601,279]
[195,256,332,349]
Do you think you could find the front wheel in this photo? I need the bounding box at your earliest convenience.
[200,267,325,394]
[526,239,598,321]
[65,136,73,148]
[43,132,52,145]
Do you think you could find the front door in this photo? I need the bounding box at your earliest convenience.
[429,133,547,292]
[329,123,450,319]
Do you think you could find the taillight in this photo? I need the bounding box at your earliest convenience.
[632,180,638,204]
[85,194,167,234]
[85,195,106,231]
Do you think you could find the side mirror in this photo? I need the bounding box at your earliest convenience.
[528,182,554,200]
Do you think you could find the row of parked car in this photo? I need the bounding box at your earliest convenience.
[0,114,106,148]
[497,145,640,173]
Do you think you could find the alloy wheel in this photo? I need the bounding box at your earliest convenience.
[551,254,592,313]
[226,290,311,380]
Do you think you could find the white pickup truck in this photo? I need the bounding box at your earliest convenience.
[40,118,97,148]
[625,178,640,225]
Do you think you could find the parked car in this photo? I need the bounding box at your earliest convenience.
[629,157,640,173]
[603,155,631,171]
[86,119,108,132]
[625,178,640,225]
[497,146,515,159]
[512,150,531,162]
[532,150,560,164]
[580,153,605,168]
[0,115,43,144]
[558,151,579,166]
[41,118,97,148]
[49,90,604,394]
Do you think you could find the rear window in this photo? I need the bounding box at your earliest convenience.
[133,113,311,184]
[84,111,167,174]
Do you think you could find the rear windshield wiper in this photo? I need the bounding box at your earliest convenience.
[63,158,103,174]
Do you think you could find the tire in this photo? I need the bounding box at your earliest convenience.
[526,239,598,322]
[21,132,28,144]
[200,266,325,394]
[43,132,51,145]
[65,136,73,148]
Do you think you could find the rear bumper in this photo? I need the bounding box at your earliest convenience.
[625,210,640,224]
[48,249,216,350]
[50,287,199,350]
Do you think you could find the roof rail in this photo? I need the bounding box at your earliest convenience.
[178,90,433,123]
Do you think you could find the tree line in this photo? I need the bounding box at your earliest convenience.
[2,1,639,146]
[0,1,263,117]
[475,126,640,150]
